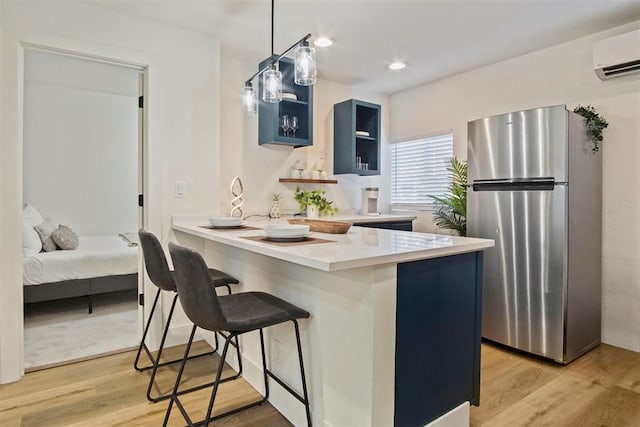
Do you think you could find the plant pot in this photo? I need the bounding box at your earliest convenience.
[306,205,319,218]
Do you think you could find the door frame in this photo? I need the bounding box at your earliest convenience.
[5,41,159,380]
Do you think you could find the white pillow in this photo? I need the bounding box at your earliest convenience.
[23,203,45,228]
[23,220,42,257]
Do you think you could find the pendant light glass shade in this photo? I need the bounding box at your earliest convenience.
[262,67,282,103]
[242,83,257,114]
[294,41,316,86]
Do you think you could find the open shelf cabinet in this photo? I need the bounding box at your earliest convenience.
[333,99,381,175]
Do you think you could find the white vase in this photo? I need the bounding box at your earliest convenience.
[306,205,319,218]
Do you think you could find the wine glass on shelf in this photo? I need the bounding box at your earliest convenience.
[290,116,299,138]
[280,115,290,137]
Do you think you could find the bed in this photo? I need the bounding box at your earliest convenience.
[23,235,139,313]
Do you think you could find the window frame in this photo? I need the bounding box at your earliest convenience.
[390,130,454,211]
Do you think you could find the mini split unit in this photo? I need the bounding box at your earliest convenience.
[593,29,640,80]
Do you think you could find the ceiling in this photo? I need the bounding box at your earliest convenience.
[92,0,640,94]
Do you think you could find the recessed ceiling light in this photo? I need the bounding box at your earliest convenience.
[389,61,406,70]
[314,37,333,47]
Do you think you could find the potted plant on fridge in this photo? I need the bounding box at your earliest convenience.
[573,105,608,153]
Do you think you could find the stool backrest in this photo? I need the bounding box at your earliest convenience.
[168,242,228,332]
[138,230,177,292]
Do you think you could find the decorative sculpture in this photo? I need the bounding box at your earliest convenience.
[230,177,244,218]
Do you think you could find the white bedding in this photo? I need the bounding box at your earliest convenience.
[23,235,138,286]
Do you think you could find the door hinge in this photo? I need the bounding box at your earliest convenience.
[138,294,144,306]
[138,96,144,108]
[138,194,144,207]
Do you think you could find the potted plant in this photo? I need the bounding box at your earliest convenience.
[294,186,337,218]
[429,156,467,236]
[573,105,608,153]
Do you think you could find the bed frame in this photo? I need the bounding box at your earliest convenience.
[23,273,138,314]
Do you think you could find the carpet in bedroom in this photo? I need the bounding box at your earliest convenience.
[24,289,139,370]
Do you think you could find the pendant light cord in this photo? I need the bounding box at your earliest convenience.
[271,0,275,58]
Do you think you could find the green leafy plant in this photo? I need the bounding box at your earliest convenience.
[573,105,608,153]
[272,193,282,202]
[429,157,467,236]
[294,186,337,215]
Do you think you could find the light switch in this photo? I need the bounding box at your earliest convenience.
[175,181,186,198]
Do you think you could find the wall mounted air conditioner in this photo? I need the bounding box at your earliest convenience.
[593,29,640,80]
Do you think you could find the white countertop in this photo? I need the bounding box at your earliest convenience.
[172,216,494,272]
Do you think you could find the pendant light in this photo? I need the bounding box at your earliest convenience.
[242,82,257,114]
[242,0,316,114]
[263,65,282,103]
[294,40,316,86]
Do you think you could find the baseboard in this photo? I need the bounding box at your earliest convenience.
[425,402,469,427]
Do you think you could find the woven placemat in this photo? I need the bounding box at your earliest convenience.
[240,235,335,246]
[199,225,261,232]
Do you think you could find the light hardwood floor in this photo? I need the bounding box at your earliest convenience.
[471,342,640,426]
[1,341,639,426]
[0,341,291,426]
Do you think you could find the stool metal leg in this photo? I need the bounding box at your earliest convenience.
[134,288,162,371]
[163,325,197,427]
[202,334,235,427]
[145,293,179,402]
[293,320,313,427]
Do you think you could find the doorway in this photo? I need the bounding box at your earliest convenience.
[21,47,146,370]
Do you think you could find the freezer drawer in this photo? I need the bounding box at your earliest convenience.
[468,186,567,361]
[467,105,568,183]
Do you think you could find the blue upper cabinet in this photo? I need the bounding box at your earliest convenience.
[258,56,313,148]
[333,99,381,175]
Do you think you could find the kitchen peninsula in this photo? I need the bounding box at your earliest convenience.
[172,217,493,427]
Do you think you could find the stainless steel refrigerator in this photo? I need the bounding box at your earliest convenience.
[467,105,602,363]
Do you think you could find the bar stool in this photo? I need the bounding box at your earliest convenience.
[134,230,241,402]
[164,242,312,427]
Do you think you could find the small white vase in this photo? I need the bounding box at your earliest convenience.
[306,205,319,218]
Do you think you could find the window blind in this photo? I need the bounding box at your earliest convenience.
[391,132,453,208]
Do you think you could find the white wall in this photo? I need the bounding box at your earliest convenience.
[24,50,139,235]
[220,54,390,217]
[0,0,221,382]
[390,21,640,352]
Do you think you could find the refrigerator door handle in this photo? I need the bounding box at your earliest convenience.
[472,178,555,191]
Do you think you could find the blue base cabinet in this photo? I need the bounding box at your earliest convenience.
[394,252,483,426]
[258,56,313,148]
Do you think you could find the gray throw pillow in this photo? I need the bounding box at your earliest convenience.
[51,224,79,250]
[34,218,57,252]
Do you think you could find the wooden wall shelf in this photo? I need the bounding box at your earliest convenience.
[279,178,338,184]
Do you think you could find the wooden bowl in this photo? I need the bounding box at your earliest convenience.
[287,218,352,234]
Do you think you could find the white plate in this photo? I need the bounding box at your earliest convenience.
[264,224,309,238]
[209,217,243,227]
[282,93,298,100]
[355,130,370,137]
